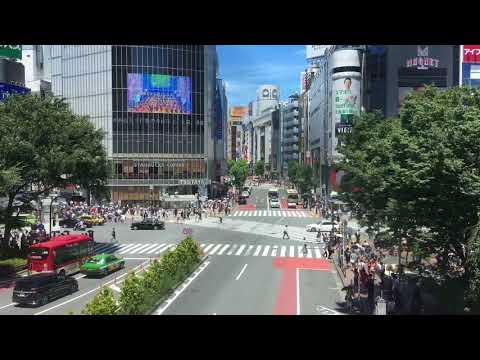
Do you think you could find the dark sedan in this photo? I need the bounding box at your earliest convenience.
[130,218,165,230]
[59,218,93,228]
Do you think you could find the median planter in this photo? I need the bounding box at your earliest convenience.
[82,236,204,315]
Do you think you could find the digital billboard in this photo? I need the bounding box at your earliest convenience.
[0,45,22,60]
[127,73,192,114]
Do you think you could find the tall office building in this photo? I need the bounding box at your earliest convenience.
[227,106,248,161]
[21,45,52,97]
[50,45,218,204]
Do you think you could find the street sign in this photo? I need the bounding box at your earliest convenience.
[182,228,193,236]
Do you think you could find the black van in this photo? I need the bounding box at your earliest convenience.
[12,273,79,307]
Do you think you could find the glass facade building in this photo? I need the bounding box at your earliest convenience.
[51,45,218,204]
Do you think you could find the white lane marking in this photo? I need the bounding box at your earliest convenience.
[253,245,262,257]
[233,211,238,216]
[155,244,173,254]
[296,268,300,315]
[280,246,286,257]
[146,244,166,254]
[289,246,295,258]
[239,211,245,216]
[282,211,287,217]
[119,243,145,254]
[94,244,115,253]
[135,243,158,254]
[0,303,16,311]
[235,264,248,281]
[314,247,322,258]
[227,244,237,255]
[262,245,271,256]
[109,284,121,293]
[123,257,151,260]
[35,260,150,315]
[208,244,222,255]
[235,244,246,256]
[203,244,214,253]
[271,245,278,257]
[248,211,253,217]
[155,261,210,315]
[200,243,207,248]
[129,243,153,254]
[74,274,86,280]
[217,244,230,255]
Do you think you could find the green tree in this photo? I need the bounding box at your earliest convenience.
[82,286,118,315]
[228,159,248,189]
[338,86,480,308]
[254,160,265,177]
[292,164,309,194]
[119,272,145,315]
[287,161,298,183]
[0,94,108,247]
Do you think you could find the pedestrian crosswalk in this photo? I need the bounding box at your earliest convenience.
[229,210,310,218]
[183,218,318,242]
[94,242,325,259]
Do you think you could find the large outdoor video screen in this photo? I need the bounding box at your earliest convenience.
[127,73,192,114]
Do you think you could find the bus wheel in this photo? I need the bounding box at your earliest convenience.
[41,295,48,306]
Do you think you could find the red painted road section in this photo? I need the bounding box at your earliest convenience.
[280,199,289,209]
[273,258,331,315]
[234,204,256,211]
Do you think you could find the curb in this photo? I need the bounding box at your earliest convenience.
[148,254,209,315]
[332,254,348,288]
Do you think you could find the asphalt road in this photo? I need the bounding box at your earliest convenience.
[0,185,342,315]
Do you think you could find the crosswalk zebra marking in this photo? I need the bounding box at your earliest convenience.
[297,246,304,258]
[245,245,254,256]
[203,244,214,253]
[217,244,230,255]
[235,244,246,256]
[147,244,166,254]
[289,246,295,258]
[262,245,271,257]
[119,244,145,254]
[280,246,286,257]
[208,244,223,255]
[253,245,262,257]
[314,247,322,258]
[227,244,238,256]
[155,244,174,254]
[130,243,154,254]
[271,245,278,257]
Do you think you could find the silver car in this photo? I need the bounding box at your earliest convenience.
[270,198,280,208]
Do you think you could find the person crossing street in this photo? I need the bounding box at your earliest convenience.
[283,225,290,240]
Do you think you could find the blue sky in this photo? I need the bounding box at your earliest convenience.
[217,45,307,107]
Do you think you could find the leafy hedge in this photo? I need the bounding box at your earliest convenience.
[0,258,27,277]
[83,236,203,315]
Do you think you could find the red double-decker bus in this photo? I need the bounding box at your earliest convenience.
[27,234,95,277]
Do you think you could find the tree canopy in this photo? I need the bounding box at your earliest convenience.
[0,94,108,246]
[254,160,265,177]
[228,159,249,190]
[337,86,480,308]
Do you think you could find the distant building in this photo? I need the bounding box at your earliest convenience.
[21,45,52,97]
[281,93,300,175]
[227,106,248,161]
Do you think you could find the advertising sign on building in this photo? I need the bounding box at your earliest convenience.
[306,45,330,60]
[0,82,30,102]
[463,45,480,63]
[405,46,440,70]
[0,45,22,60]
[332,76,360,156]
[462,45,480,88]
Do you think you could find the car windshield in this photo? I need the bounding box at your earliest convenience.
[86,257,104,264]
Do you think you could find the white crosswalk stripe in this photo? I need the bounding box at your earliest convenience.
[262,245,271,256]
[208,244,223,255]
[235,244,246,256]
[96,242,325,259]
[217,244,230,255]
[227,210,311,218]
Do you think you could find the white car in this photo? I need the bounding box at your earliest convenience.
[306,220,338,233]
[270,198,280,208]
